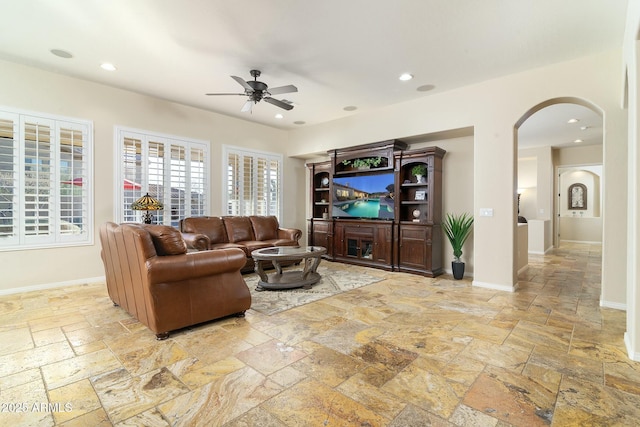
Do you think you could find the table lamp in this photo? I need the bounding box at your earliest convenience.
[131,193,163,224]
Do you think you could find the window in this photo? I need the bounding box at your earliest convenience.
[115,127,209,226]
[224,146,282,218]
[0,108,92,251]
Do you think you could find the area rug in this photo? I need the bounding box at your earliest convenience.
[245,264,383,315]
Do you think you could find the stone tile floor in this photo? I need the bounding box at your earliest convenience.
[0,242,639,426]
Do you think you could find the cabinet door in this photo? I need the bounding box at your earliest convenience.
[333,223,345,257]
[311,220,331,251]
[398,225,430,270]
[374,224,392,264]
[344,225,374,260]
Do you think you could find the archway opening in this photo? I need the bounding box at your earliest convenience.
[514,97,604,289]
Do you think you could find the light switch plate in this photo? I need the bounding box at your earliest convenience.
[479,208,494,217]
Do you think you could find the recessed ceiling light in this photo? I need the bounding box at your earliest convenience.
[399,73,413,81]
[100,63,117,71]
[573,139,583,143]
[50,49,73,59]
[343,106,357,111]
[294,121,306,125]
[567,118,579,124]
[417,84,435,92]
[580,126,589,130]
[275,114,283,119]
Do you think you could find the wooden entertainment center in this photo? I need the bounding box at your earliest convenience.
[307,139,445,277]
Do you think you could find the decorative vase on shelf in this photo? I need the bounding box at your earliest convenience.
[415,175,423,184]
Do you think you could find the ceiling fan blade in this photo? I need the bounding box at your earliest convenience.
[267,84,298,95]
[231,75,253,91]
[264,97,294,111]
[205,93,245,96]
[241,100,254,113]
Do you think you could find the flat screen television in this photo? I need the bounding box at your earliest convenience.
[332,172,395,220]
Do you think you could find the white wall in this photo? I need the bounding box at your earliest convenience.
[528,219,552,254]
[518,157,538,220]
[0,60,305,292]
[517,223,528,274]
[622,0,640,361]
[518,145,554,221]
[559,168,601,217]
[555,149,604,244]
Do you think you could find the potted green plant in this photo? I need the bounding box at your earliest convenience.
[342,157,383,170]
[442,212,473,279]
[411,164,426,183]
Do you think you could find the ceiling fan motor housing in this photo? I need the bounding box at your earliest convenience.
[206,69,297,111]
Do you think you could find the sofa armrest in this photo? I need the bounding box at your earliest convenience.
[277,227,302,242]
[181,232,210,251]
[146,248,246,283]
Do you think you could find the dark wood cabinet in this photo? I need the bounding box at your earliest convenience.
[397,223,443,276]
[394,147,445,276]
[395,147,445,224]
[334,220,393,270]
[307,141,445,276]
[308,219,333,258]
[308,161,332,220]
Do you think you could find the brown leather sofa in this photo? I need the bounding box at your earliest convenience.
[99,222,251,339]
[179,216,302,272]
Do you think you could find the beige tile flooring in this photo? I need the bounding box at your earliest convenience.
[1,242,639,426]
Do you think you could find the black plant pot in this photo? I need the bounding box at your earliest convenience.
[452,261,465,280]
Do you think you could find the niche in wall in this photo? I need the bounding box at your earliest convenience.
[568,183,587,210]
[559,167,601,218]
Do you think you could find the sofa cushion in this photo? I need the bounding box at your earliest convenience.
[223,216,255,243]
[238,241,272,257]
[262,239,299,247]
[143,225,187,256]
[210,242,246,253]
[182,216,228,244]
[249,216,279,241]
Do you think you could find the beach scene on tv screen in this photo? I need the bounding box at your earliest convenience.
[332,174,395,219]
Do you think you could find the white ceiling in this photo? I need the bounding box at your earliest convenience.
[0,0,626,148]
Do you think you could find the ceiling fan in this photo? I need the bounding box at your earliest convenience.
[206,69,297,112]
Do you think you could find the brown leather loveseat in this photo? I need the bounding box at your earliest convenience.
[99,222,251,339]
[179,216,302,272]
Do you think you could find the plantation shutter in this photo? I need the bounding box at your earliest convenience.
[0,115,18,244]
[0,109,92,250]
[116,127,210,226]
[224,146,282,218]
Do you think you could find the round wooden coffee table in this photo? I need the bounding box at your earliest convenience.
[251,246,327,291]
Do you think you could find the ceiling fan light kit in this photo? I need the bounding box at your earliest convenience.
[206,69,297,113]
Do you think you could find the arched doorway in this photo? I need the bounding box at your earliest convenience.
[514,97,604,287]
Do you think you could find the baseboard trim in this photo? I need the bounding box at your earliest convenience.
[472,280,517,293]
[559,239,602,245]
[600,299,626,310]
[0,276,105,296]
[624,332,640,362]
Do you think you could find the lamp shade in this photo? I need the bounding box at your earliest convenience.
[131,193,163,211]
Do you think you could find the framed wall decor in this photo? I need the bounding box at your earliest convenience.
[568,183,587,210]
